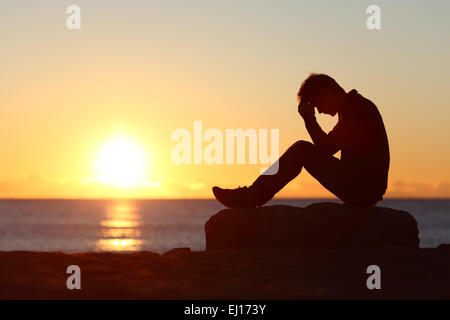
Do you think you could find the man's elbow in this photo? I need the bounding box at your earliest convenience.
[314,141,340,156]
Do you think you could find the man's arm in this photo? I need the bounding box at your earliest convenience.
[298,102,341,155]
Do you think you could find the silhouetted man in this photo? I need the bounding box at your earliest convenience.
[213,74,390,208]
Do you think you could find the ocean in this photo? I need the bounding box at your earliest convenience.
[0,199,448,253]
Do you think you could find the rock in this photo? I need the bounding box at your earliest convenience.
[205,202,419,250]
[163,247,191,256]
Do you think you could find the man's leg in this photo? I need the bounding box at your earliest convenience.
[213,140,350,208]
[249,140,344,205]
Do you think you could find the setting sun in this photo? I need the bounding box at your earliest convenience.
[93,134,150,187]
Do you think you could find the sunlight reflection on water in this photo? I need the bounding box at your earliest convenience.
[0,199,448,252]
[96,201,144,252]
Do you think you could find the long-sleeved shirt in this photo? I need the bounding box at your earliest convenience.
[305,89,390,196]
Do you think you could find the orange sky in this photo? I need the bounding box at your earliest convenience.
[1,1,450,199]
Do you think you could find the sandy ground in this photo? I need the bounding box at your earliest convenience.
[1,246,450,299]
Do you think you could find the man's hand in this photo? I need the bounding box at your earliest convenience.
[298,102,315,120]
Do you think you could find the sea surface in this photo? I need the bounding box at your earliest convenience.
[0,199,448,253]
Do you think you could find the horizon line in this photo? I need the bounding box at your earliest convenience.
[0,197,449,201]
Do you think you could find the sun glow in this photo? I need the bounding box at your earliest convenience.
[93,134,150,187]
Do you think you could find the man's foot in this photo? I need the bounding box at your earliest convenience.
[212,186,258,209]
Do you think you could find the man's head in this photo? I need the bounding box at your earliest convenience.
[297,74,346,116]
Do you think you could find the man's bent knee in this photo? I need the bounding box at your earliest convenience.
[292,140,314,151]
[289,140,315,156]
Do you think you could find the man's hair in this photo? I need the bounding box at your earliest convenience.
[297,73,345,103]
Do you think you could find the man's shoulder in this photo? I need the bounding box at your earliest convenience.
[347,89,378,112]
[348,89,367,103]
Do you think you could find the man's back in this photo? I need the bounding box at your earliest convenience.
[329,89,390,196]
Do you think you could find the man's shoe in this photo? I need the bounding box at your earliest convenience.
[212,186,257,209]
